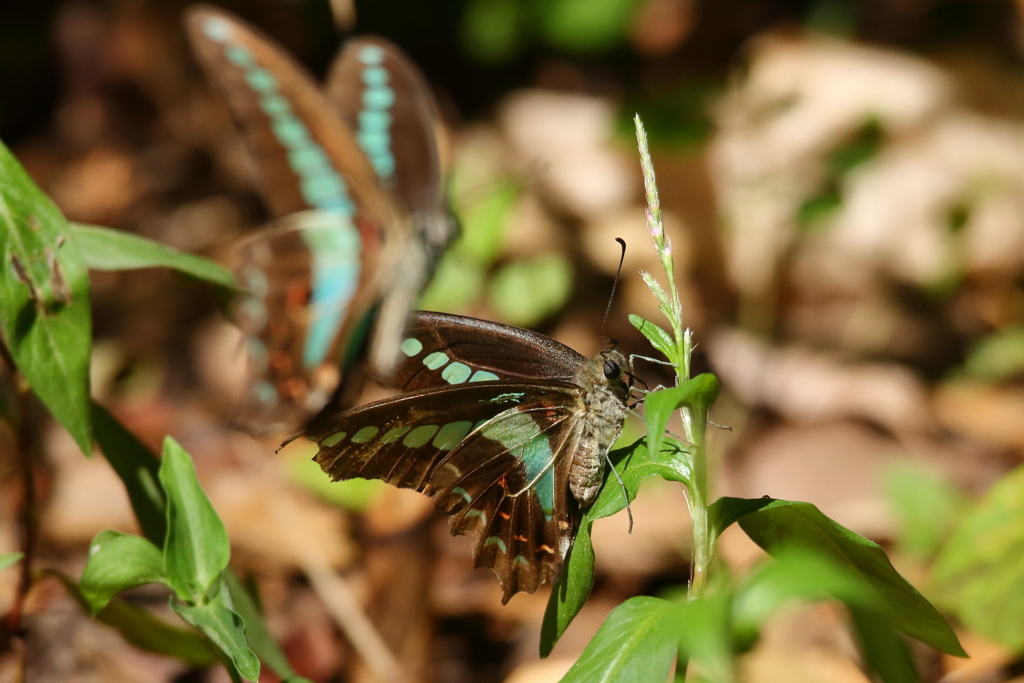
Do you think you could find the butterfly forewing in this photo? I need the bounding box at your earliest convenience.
[385,311,588,392]
[186,6,404,229]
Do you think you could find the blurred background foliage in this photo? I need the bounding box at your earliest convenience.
[3,0,1024,681]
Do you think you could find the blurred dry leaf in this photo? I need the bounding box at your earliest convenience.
[364,486,436,537]
[48,148,139,224]
[499,90,635,218]
[504,656,575,683]
[933,381,1024,452]
[709,329,934,434]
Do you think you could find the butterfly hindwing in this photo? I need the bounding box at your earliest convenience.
[308,381,586,601]
[386,311,588,392]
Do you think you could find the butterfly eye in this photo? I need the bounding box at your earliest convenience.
[603,360,620,380]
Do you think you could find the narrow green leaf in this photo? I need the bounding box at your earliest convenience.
[640,270,671,312]
[50,569,220,667]
[739,499,965,656]
[489,254,573,327]
[100,598,221,667]
[80,530,167,614]
[0,139,92,454]
[541,439,692,656]
[455,183,517,264]
[931,462,1024,652]
[161,437,230,601]
[92,402,166,544]
[628,314,677,365]
[172,578,260,682]
[643,373,720,461]
[708,496,774,539]
[560,596,679,683]
[849,606,920,683]
[224,570,296,679]
[884,462,967,561]
[0,551,22,573]
[69,223,237,289]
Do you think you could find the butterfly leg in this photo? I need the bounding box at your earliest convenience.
[629,354,676,368]
[708,420,732,431]
[603,449,633,534]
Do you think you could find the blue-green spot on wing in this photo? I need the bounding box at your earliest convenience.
[307,381,586,603]
[385,311,588,392]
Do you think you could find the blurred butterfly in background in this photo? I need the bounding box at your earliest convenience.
[185,5,457,432]
[304,311,637,603]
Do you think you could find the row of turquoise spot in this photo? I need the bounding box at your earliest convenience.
[202,15,361,388]
[321,419,483,450]
[354,45,397,182]
[399,337,500,384]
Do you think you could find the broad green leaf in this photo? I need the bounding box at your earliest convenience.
[224,570,297,680]
[489,254,573,327]
[287,447,384,512]
[69,224,236,289]
[0,139,92,454]
[884,461,967,561]
[628,314,676,365]
[161,437,229,601]
[92,402,166,544]
[560,596,679,683]
[739,499,965,656]
[172,577,260,682]
[643,373,719,461]
[849,605,920,683]
[418,253,486,313]
[541,439,692,656]
[962,325,1024,380]
[708,496,773,539]
[0,551,22,573]
[931,462,1024,652]
[732,550,882,649]
[80,530,166,614]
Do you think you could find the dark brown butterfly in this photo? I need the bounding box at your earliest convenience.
[305,311,634,602]
[185,6,456,432]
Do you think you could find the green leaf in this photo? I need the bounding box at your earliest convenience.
[100,598,221,667]
[172,576,260,682]
[640,270,672,316]
[539,0,640,53]
[69,223,237,289]
[287,448,384,512]
[884,461,967,561]
[541,439,692,656]
[50,569,220,667]
[489,254,573,327]
[0,551,22,573]
[461,0,526,64]
[732,550,882,649]
[455,183,517,264]
[849,605,920,683]
[628,314,677,365]
[0,139,92,454]
[931,462,1024,652]
[224,570,296,680]
[643,373,720,462]
[560,596,680,683]
[739,499,965,656]
[417,252,486,313]
[79,530,167,614]
[708,496,773,539]
[675,593,735,683]
[92,402,166,544]
[160,437,230,601]
[962,325,1024,380]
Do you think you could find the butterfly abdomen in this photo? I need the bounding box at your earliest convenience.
[568,351,630,507]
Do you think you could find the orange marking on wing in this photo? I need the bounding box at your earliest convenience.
[513,534,528,542]
[538,544,556,554]
[286,280,311,309]
[499,511,511,520]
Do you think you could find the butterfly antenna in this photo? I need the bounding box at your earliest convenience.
[601,238,627,347]
[603,449,633,533]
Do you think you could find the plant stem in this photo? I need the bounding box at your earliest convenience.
[634,116,711,601]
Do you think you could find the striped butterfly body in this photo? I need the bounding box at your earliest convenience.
[185,6,456,432]
[306,311,633,602]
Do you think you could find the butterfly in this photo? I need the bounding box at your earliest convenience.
[185,6,456,432]
[304,311,635,603]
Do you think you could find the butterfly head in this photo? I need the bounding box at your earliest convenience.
[593,348,633,402]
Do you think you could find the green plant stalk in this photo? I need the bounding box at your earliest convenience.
[634,115,710,601]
